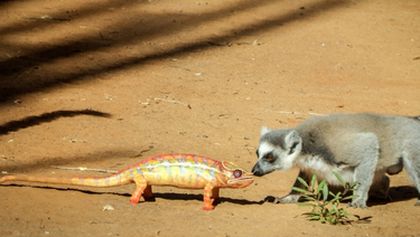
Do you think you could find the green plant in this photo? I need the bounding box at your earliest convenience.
[292,173,369,225]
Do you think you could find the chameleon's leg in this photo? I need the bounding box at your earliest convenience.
[212,188,220,200]
[203,184,217,211]
[143,185,156,201]
[130,178,148,205]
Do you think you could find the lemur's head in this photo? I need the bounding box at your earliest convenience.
[252,127,302,176]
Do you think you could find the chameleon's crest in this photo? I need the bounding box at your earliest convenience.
[221,161,241,171]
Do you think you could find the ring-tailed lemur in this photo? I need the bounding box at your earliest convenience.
[252,113,420,208]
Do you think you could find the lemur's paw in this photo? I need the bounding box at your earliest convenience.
[349,199,368,208]
[264,194,300,204]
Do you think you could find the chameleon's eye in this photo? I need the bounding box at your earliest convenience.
[233,169,242,178]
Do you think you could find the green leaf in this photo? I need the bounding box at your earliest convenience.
[297,203,317,208]
[331,191,342,198]
[300,196,317,202]
[309,216,320,221]
[297,177,309,188]
[308,215,321,220]
[332,171,346,185]
[317,180,329,201]
[329,191,337,198]
[310,175,317,189]
[331,204,338,214]
[330,193,341,203]
[291,187,311,194]
[342,195,354,201]
[317,180,326,193]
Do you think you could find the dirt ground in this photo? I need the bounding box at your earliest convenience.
[0,0,419,236]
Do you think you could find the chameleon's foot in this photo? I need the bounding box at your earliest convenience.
[202,204,215,211]
[130,181,148,206]
[203,185,218,211]
[130,197,140,206]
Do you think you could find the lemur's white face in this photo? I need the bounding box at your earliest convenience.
[252,128,302,176]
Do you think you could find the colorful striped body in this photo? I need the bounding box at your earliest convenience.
[127,154,227,188]
[0,154,254,210]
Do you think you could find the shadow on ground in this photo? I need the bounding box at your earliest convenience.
[369,186,419,206]
[264,185,419,206]
[0,109,111,135]
[1,183,264,207]
[0,0,350,103]
[0,149,144,173]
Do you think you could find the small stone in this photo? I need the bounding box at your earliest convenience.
[103,204,115,211]
[252,39,261,46]
[104,94,114,101]
[40,15,52,20]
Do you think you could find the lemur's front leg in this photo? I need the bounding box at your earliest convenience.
[349,133,379,208]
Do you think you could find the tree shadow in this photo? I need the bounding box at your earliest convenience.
[0,109,111,135]
[0,0,15,7]
[0,0,279,79]
[0,1,146,35]
[0,149,142,173]
[0,0,350,103]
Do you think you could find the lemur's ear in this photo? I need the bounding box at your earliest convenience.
[285,130,302,153]
[260,126,271,136]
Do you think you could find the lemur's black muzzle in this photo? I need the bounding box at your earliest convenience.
[251,163,264,177]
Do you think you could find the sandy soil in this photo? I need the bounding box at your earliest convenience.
[0,0,419,236]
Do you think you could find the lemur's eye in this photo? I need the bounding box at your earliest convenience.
[233,169,243,178]
[264,153,275,163]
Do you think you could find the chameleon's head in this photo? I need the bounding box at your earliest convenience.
[220,161,254,188]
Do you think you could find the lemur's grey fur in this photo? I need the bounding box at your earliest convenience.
[252,113,420,208]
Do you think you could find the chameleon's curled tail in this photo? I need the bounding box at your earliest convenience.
[0,171,134,188]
